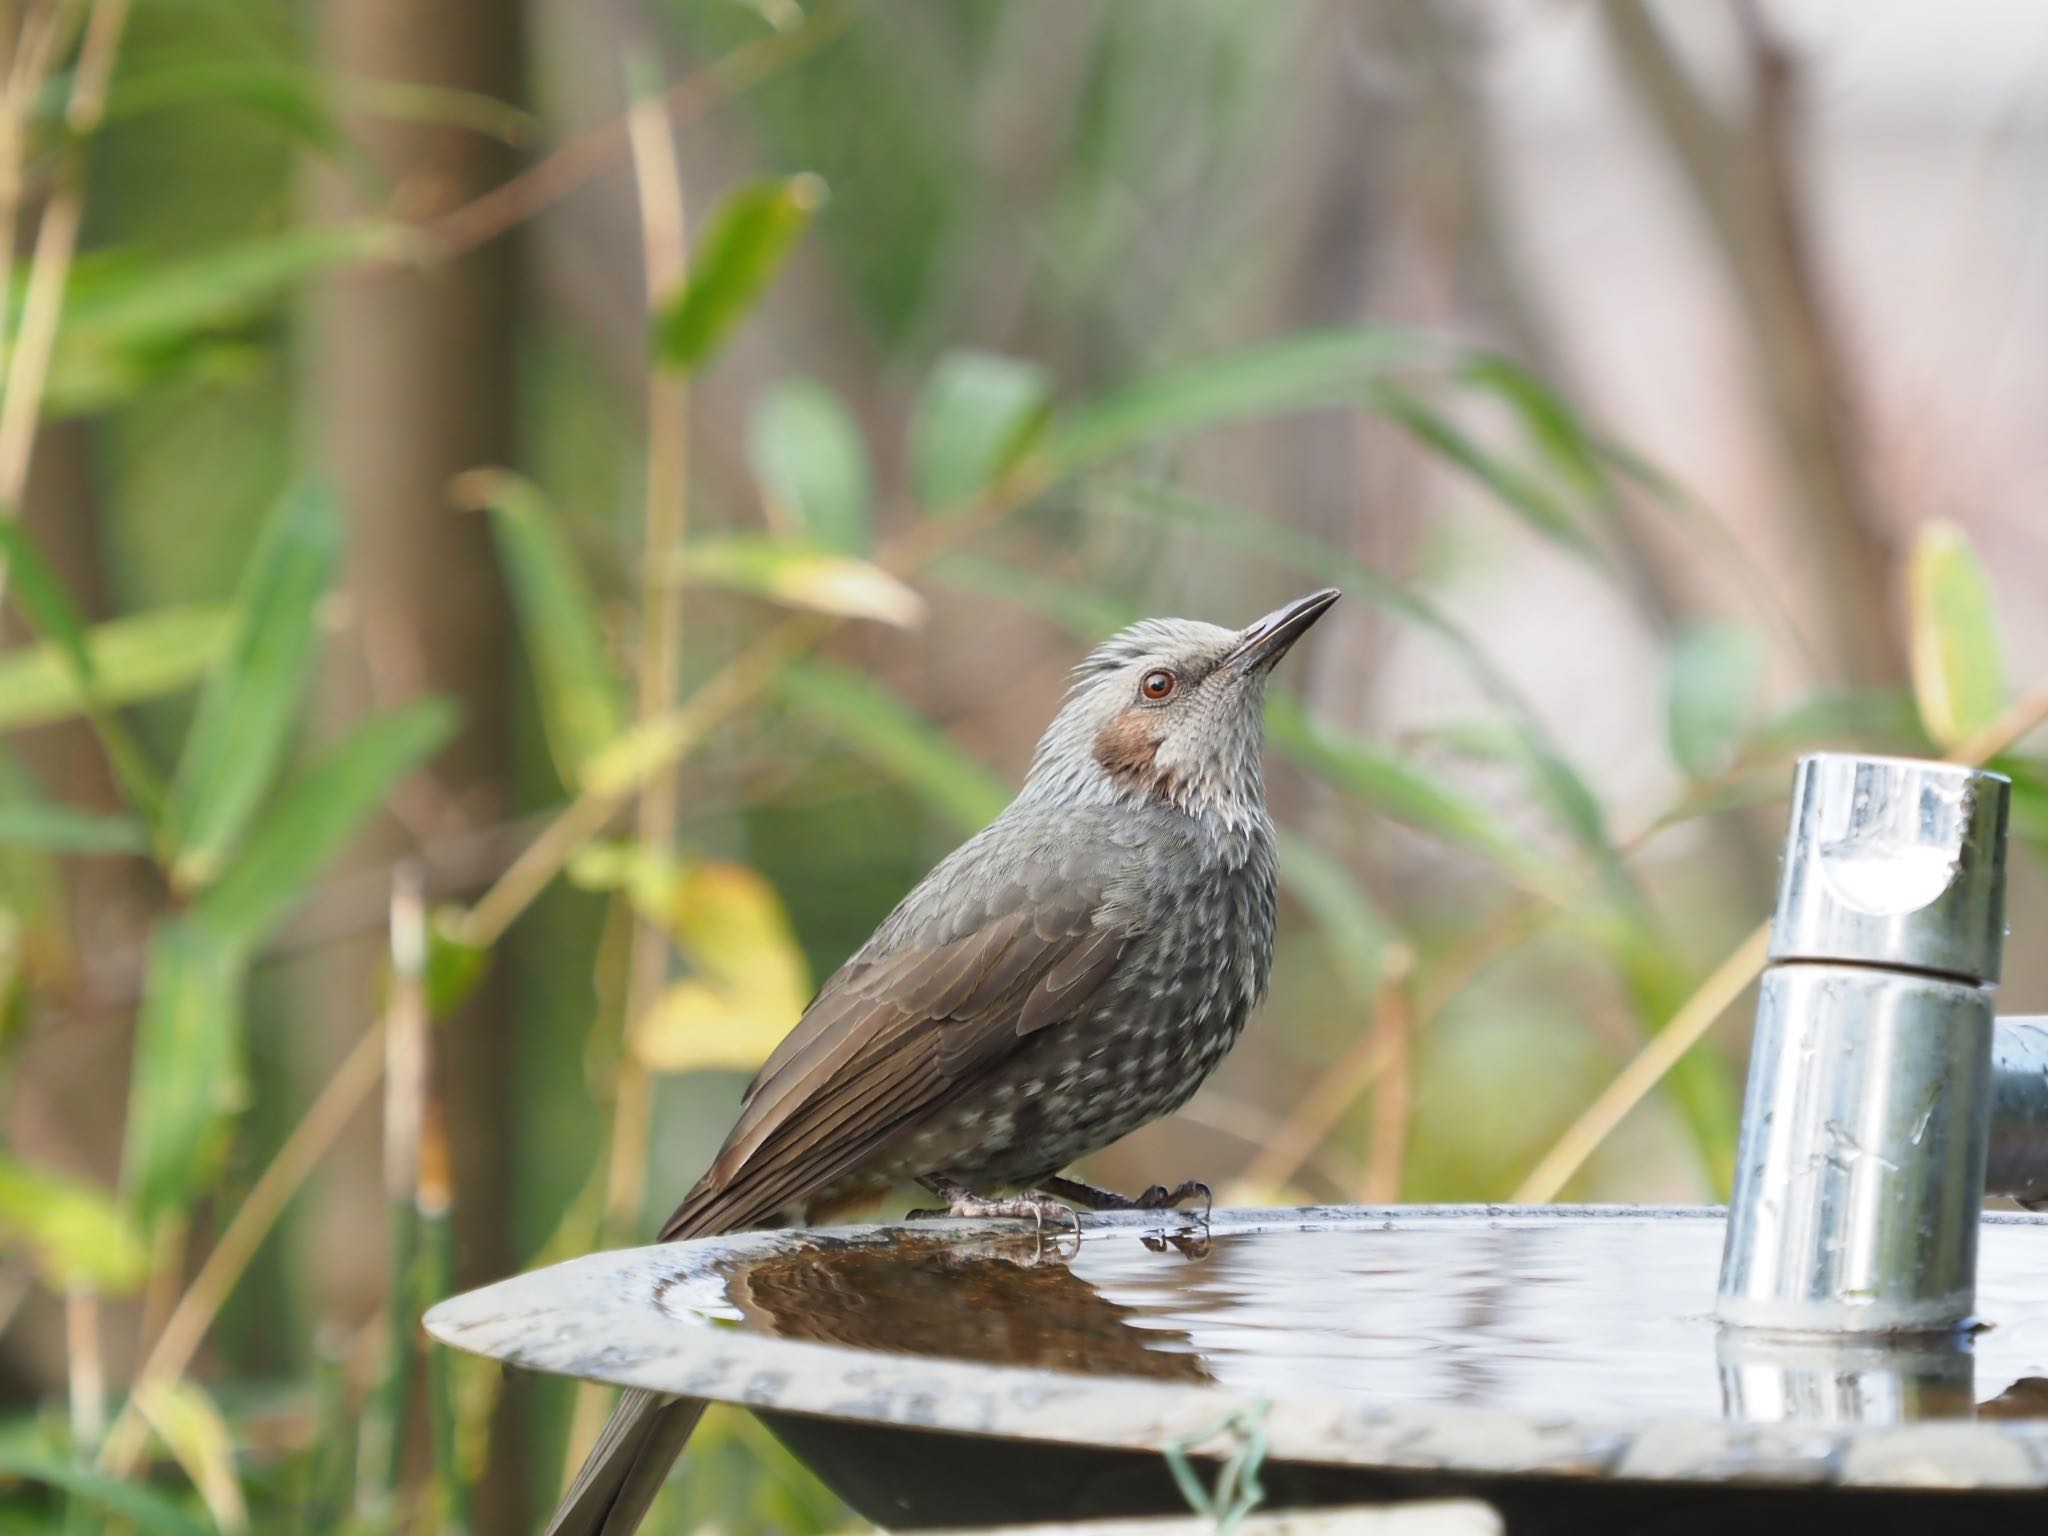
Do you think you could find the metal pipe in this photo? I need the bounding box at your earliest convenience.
[1987,1017,2048,1207]
[1717,755,2010,1335]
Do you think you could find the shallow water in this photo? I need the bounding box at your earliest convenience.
[709,1214,2048,1423]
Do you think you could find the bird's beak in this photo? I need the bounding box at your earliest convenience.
[1225,588,1340,674]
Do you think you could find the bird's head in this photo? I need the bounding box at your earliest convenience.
[1020,589,1339,833]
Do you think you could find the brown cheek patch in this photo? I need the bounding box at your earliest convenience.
[1093,710,1184,802]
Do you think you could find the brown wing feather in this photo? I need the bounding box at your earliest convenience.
[658,879,1131,1241]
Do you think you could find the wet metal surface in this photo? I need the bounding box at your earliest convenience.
[425,1206,2048,1489]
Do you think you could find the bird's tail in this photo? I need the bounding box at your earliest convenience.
[542,1389,707,1536]
[542,1185,739,1535]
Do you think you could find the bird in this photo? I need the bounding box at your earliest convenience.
[546,587,1339,1535]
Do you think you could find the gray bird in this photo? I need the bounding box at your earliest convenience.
[547,588,1339,1535]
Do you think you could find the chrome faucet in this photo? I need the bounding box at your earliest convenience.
[1717,754,2028,1337]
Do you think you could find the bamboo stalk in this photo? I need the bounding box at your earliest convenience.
[359,865,430,1517]
[564,53,693,1482]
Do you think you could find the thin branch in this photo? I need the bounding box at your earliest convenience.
[607,54,691,1246]
[98,1020,388,1478]
[0,0,124,502]
[420,0,850,259]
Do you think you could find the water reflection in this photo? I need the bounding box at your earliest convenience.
[710,1216,2048,1425]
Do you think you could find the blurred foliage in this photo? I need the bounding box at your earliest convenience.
[0,3,2043,1534]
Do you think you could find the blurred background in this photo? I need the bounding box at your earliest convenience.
[3,0,2047,1530]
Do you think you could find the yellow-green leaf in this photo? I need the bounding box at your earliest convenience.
[629,862,809,1075]
[0,605,228,734]
[0,1155,148,1292]
[672,534,924,628]
[1908,520,2005,750]
[135,1381,248,1535]
[653,174,825,372]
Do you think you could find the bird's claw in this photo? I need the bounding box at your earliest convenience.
[907,1187,1083,1237]
[1131,1179,1213,1221]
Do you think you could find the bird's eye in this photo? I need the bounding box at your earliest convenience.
[1141,669,1176,701]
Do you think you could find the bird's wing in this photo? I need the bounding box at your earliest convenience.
[657,865,1133,1240]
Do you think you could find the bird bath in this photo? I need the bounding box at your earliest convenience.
[426,756,2048,1531]
[426,1204,2048,1530]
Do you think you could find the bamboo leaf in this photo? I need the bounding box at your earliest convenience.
[1667,620,1765,780]
[1908,520,2005,750]
[120,921,247,1230]
[425,906,489,1018]
[458,470,625,788]
[0,1449,211,1536]
[1274,830,1397,999]
[777,660,1009,832]
[1458,354,1611,503]
[45,225,403,415]
[135,1381,248,1535]
[164,486,341,889]
[672,533,924,628]
[910,350,1053,513]
[0,605,228,733]
[194,699,456,947]
[1265,696,1559,893]
[747,378,872,553]
[653,174,825,371]
[0,801,149,855]
[0,1155,148,1292]
[1367,381,1603,564]
[0,519,93,682]
[627,862,811,1075]
[1047,327,1441,472]
[0,521,165,819]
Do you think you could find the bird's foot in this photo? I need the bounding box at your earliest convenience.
[1042,1174,1213,1222]
[907,1176,1082,1236]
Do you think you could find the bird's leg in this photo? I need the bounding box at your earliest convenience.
[906,1174,1082,1236]
[1042,1174,1213,1221]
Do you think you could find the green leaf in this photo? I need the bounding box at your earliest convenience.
[1047,327,1440,472]
[777,660,1009,833]
[0,1155,148,1292]
[909,350,1054,512]
[1458,354,1612,504]
[1366,381,1602,565]
[931,552,1133,639]
[747,378,871,553]
[425,906,489,1018]
[1744,688,1927,759]
[1667,621,1766,780]
[0,520,93,683]
[102,58,351,159]
[45,225,403,415]
[1274,830,1397,999]
[120,921,248,1230]
[653,175,826,371]
[1265,696,1559,894]
[1908,520,2005,751]
[0,521,166,820]
[459,470,625,788]
[164,486,341,889]
[673,533,924,628]
[0,605,228,733]
[0,801,148,855]
[194,699,456,947]
[0,1448,211,1536]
